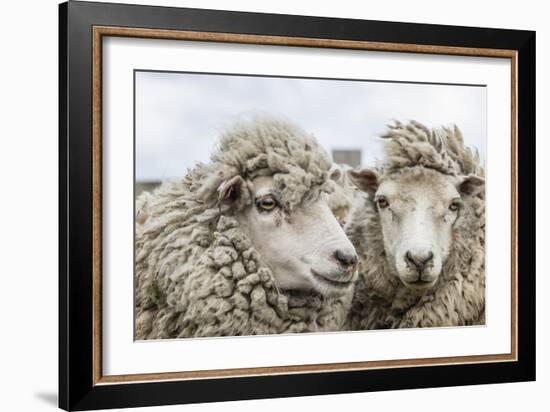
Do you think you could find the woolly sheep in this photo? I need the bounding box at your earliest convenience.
[135,118,358,339]
[346,120,485,329]
[326,163,357,227]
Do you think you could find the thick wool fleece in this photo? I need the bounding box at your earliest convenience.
[346,121,485,329]
[135,118,352,339]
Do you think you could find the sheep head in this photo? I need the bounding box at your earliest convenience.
[326,164,357,227]
[349,121,484,291]
[202,118,358,298]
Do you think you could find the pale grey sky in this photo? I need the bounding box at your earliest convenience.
[135,71,486,182]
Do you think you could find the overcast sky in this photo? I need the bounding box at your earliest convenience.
[135,71,486,182]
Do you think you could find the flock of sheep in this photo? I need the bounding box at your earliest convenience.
[135,117,485,339]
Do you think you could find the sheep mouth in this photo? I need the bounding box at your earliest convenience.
[401,277,437,289]
[310,269,354,289]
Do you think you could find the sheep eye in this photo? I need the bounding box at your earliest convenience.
[256,195,277,211]
[377,196,389,209]
[449,200,461,212]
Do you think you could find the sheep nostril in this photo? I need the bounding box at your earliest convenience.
[425,251,434,265]
[334,249,358,268]
[405,251,434,270]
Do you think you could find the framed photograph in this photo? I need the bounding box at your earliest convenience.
[59,1,535,410]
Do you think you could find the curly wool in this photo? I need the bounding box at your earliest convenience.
[379,120,483,177]
[346,121,485,329]
[135,118,352,339]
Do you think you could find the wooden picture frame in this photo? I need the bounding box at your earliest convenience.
[59,1,535,410]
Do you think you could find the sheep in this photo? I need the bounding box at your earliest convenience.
[326,163,357,227]
[135,117,358,339]
[345,120,485,329]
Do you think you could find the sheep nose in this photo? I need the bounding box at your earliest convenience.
[405,250,434,271]
[334,249,358,269]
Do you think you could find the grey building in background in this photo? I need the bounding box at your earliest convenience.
[332,149,362,168]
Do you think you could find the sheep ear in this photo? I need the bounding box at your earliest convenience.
[217,175,246,204]
[458,175,485,196]
[329,165,343,182]
[348,168,379,196]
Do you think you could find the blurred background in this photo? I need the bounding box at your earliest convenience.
[135,71,486,195]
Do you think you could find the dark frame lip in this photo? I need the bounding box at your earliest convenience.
[60,1,535,410]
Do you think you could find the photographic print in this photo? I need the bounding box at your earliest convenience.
[134,71,487,339]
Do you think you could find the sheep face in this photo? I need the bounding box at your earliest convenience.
[350,166,484,291]
[228,175,358,298]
